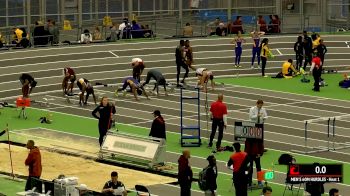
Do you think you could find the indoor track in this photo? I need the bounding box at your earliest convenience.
[1,35,350,195]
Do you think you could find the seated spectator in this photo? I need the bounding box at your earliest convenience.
[93,26,102,41]
[102,171,127,196]
[215,23,227,36]
[108,23,118,42]
[329,188,340,196]
[80,29,92,44]
[12,27,23,45]
[33,21,50,46]
[0,32,5,48]
[48,20,60,44]
[118,18,131,40]
[258,15,267,32]
[231,16,244,34]
[131,20,143,38]
[207,17,221,35]
[183,23,193,37]
[142,24,154,38]
[282,59,298,77]
[269,15,281,33]
[261,186,272,196]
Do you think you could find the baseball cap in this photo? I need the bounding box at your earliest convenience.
[153,110,161,116]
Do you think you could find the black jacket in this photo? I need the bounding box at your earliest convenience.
[92,104,116,128]
[149,116,166,139]
[206,165,218,192]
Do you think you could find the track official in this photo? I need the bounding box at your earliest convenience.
[310,56,322,92]
[209,93,228,150]
[25,140,42,192]
[92,97,116,146]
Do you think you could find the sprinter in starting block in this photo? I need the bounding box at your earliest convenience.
[196,68,215,92]
[116,76,150,101]
[142,69,173,96]
[77,78,97,106]
[19,73,37,98]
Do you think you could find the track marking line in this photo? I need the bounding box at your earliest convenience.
[109,51,119,57]
[276,49,283,55]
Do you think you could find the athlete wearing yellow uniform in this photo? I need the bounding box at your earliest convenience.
[282,59,298,76]
[260,38,270,77]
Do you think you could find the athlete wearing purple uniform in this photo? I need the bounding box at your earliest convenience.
[231,31,245,68]
[117,76,149,101]
[250,31,265,69]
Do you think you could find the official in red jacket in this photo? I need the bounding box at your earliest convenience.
[25,140,42,191]
[178,150,193,196]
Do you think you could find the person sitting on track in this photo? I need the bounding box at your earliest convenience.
[142,69,169,96]
[282,59,299,77]
[196,68,215,92]
[131,58,145,82]
[19,73,37,98]
[62,67,76,95]
[77,78,97,106]
[117,76,150,101]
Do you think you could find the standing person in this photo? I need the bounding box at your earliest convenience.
[329,188,340,196]
[310,56,322,92]
[102,171,128,196]
[178,150,193,196]
[247,99,268,187]
[316,39,327,66]
[260,38,270,77]
[231,16,244,34]
[62,67,76,95]
[184,40,195,71]
[231,31,245,68]
[142,69,168,96]
[294,36,304,71]
[19,74,38,98]
[251,31,265,69]
[77,78,97,106]
[175,40,189,87]
[303,31,313,70]
[149,110,166,140]
[92,97,116,146]
[131,58,145,82]
[257,15,267,33]
[204,155,218,196]
[209,94,228,151]
[227,142,249,196]
[24,140,42,192]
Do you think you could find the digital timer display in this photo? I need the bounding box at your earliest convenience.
[287,164,343,183]
[234,121,264,140]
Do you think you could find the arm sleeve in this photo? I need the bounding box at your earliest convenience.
[249,107,257,121]
[0,130,5,136]
[227,158,233,168]
[25,152,33,166]
[92,106,100,119]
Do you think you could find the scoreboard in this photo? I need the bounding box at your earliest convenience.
[287,164,343,183]
[234,121,264,140]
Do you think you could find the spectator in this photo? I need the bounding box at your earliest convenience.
[303,31,313,69]
[48,20,60,44]
[33,21,49,46]
[260,38,270,77]
[149,110,166,140]
[227,142,249,196]
[92,97,116,146]
[257,15,267,32]
[131,20,143,38]
[294,36,304,71]
[271,15,281,33]
[183,23,194,37]
[109,23,118,42]
[93,26,102,41]
[261,186,272,196]
[231,16,244,34]
[209,93,228,150]
[25,140,42,192]
[204,155,218,196]
[310,56,322,92]
[0,32,5,48]
[12,27,23,46]
[316,39,327,66]
[178,150,193,196]
[329,188,340,196]
[81,29,92,44]
[118,18,131,40]
[281,59,298,77]
[247,99,267,187]
[267,15,273,33]
[215,23,227,36]
[207,17,221,35]
[102,171,127,196]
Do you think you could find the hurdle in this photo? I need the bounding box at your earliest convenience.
[292,115,350,154]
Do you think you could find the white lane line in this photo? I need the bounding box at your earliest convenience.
[109,51,119,58]
[276,49,283,55]
[346,41,350,48]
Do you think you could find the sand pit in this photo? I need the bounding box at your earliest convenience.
[0,129,176,192]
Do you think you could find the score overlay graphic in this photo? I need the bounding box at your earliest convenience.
[287,164,343,183]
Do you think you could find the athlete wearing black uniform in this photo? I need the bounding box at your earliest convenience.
[294,36,304,71]
[92,97,116,146]
[77,78,96,105]
[303,31,313,70]
[175,40,189,87]
[142,69,168,96]
[19,74,37,98]
[316,39,327,66]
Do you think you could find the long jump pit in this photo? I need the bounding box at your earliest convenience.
[0,128,176,192]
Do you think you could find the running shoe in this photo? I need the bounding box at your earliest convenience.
[114,90,119,97]
[250,66,254,69]
[122,90,127,97]
[263,75,268,78]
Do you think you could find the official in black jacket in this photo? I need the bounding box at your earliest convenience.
[205,155,218,196]
[92,97,116,146]
[149,110,166,140]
